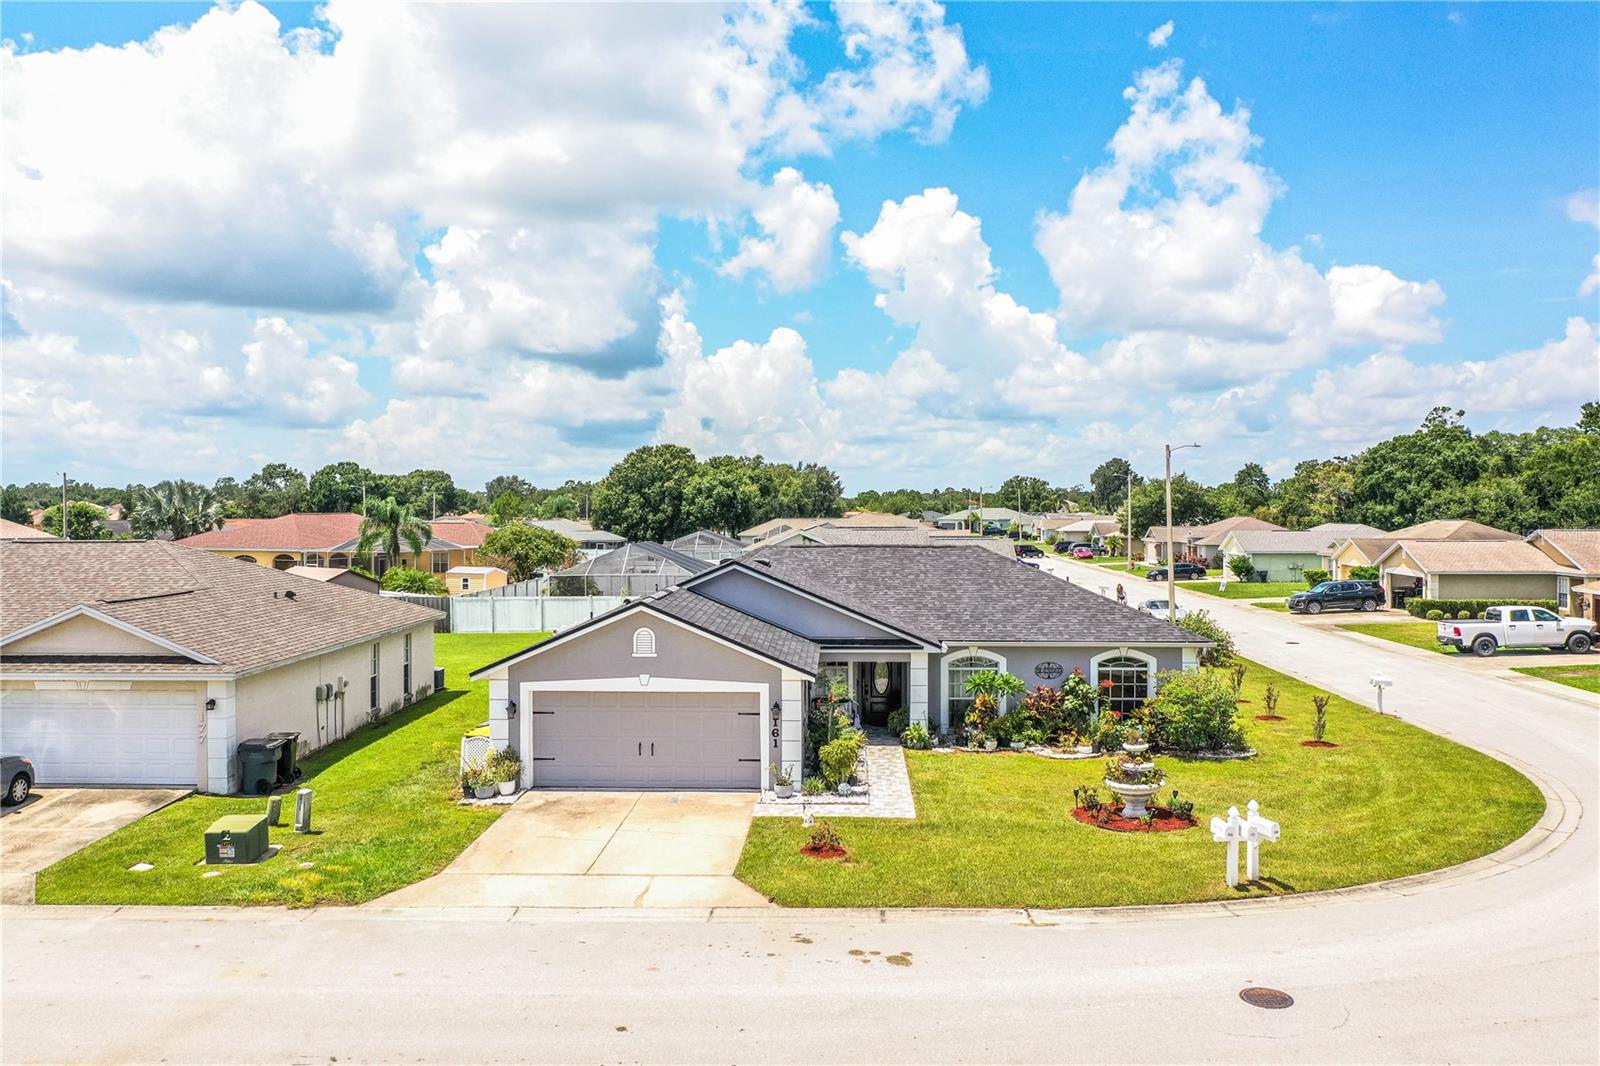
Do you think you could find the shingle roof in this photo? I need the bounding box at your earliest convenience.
[1385,539,1580,575]
[1,540,441,676]
[523,519,625,544]
[0,517,56,539]
[1529,529,1600,574]
[1226,529,1352,554]
[1305,522,1389,537]
[648,589,821,674]
[1388,519,1520,541]
[742,544,1207,645]
[1191,516,1284,545]
[1336,536,1400,562]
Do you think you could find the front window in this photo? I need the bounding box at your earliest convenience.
[432,551,450,573]
[403,634,412,695]
[370,643,380,711]
[947,653,1003,720]
[329,552,350,568]
[272,553,297,571]
[811,661,849,707]
[1097,656,1151,715]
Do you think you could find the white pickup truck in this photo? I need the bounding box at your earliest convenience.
[1436,605,1596,656]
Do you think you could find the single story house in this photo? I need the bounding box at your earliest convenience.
[521,518,625,559]
[446,565,509,594]
[1142,517,1283,565]
[1372,539,1582,606]
[1325,521,1518,579]
[1326,536,1401,579]
[470,544,1210,792]
[757,524,1014,557]
[1218,523,1386,581]
[738,512,920,544]
[1041,516,1121,545]
[177,512,494,590]
[285,565,380,593]
[932,507,1040,535]
[1387,519,1520,542]
[0,540,440,792]
[548,541,711,598]
[668,530,748,563]
[1525,529,1600,615]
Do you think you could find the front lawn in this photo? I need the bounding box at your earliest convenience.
[1179,579,1304,599]
[1511,664,1600,696]
[35,632,547,907]
[736,658,1542,908]
[1251,601,1289,611]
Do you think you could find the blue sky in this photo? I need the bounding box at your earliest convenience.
[2,2,1595,494]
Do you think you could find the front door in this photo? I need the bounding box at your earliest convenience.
[855,662,905,727]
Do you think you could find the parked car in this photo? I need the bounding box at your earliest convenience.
[2,754,34,806]
[1014,544,1044,558]
[1437,606,1596,656]
[1135,598,1171,617]
[1147,562,1207,581]
[1286,580,1384,615]
[1052,541,1077,555]
[1071,546,1095,559]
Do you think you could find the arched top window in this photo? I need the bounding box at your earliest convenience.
[632,627,657,658]
[1092,653,1153,715]
[329,553,350,569]
[946,651,1006,719]
[271,554,297,571]
[235,555,260,564]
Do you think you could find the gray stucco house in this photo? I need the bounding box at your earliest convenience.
[471,544,1208,792]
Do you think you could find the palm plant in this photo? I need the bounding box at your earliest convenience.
[357,497,432,570]
[131,480,225,540]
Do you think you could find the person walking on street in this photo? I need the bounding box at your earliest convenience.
[1116,583,1126,606]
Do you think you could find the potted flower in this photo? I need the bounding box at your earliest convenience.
[773,764,795,799]
[1074,732,1094,755]
[465,767,495,800]
[490,747,522,796]
[966,693,1001,751]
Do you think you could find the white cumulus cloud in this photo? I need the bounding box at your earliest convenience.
[1147,21,1174,48]
[719,168,841,292]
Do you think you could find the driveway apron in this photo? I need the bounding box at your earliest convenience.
[1,787,188,904]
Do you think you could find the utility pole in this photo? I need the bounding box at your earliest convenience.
[1126,469,1133,573]
[60,472,68,539]
[1164,443,1201,624]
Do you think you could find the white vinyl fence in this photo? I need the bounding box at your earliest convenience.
[382,593,626,633]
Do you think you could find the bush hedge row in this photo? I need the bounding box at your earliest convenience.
[1405,598,1558,619]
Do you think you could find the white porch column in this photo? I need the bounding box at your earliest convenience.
[204,680,238,795]
[909,652,929,730]
[780,670,807,789]
[488,674,511,750]
[1182,646,1200,671]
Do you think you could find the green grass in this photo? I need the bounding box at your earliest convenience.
[736,657,1542,908]
[1337,621,1559,657]
[1251,601,1290,611]
[35,632,548,907]
[1180,579,1305,599]
[1510,665,1600,695]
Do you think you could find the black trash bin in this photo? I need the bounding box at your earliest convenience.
[236,736,288,795]
[264,731,302,785]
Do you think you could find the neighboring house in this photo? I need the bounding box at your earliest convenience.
[1525,529,1600,614]
[548,541,712,597]
[1372,540,1582,606]
[471,544,1209,792]
[669,530,748,563]
[285,565,380,593]
[520,518,625,559]
[104,503,127,521]
[1142,517,1284,565]
[1219,523,1386,581]
[737,512,917,544]
[0,540,439,792]
[1387,519,1521,541]
[0,518,56,539]
[1040,515,1121,545]
[446,565,509,594]
[1325,521,1519,580]
[175,512,493,589]
[1326,536,1400,579]
[755,524,1013,557]
[931,507,1039,535]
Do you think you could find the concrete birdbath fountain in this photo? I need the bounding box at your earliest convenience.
[1104,739,1165,818]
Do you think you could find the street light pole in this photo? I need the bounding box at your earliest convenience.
[1165,443,1201,624]
[1125,469,1133,573]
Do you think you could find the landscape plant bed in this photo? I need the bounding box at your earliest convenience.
[1254,715,1286,722]
[36,632,549,907]
[800,841,849,860]
[1070,805,1196,833]
[736,656,1543,909]
[1301,740,1340,748]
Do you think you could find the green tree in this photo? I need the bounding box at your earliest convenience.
[1422,476,1536,534]
[1128,474,1216,536]
[485,475,534,501]
[356,497,432,568]
[486,492,529,527]
[0,485,30,525]
[591,444,700,541]
[236,463,307,517]
[39,501,112,540]
[1346,407,1485,528]
[380,469,460,516]
[480,524,579,581]
[131,480,226,540]
[1579,401,1600,435]
[1230,462,1271,512]
[379,567,448,595]
[1521,434,1600,527]
[684,457,764,534]
[1089,458,1141,513]
[535,492,580,520]
[995,475,1060,513]
[1271,458,1356,528]
[307,461,374,513]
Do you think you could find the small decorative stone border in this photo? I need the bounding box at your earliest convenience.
[925,744,1257,763]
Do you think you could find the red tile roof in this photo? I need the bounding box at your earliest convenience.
[177,513,364,550]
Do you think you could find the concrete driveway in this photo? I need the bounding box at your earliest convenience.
[0,787,188,904]
[374,790,768,909]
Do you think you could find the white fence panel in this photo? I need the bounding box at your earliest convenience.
[444,596,625,634]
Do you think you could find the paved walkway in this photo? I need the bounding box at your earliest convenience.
[0,787,188,904]
[754,728,917,820]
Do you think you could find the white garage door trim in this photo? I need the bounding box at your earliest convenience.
[0,686,200,786]
[519,678,770,791]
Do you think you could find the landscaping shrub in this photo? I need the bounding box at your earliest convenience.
[1175,610,1236,666]
[802,776,827,796]
[1227,556,1256,580]
[886,707,909,737]
[1058,669,1098,736]
[1302,569,1331,587]
[901,722,932,749]
[819,730,865,787]
[1406,598,1557,619]
[1017,685,1065,739]
[1312,695,1331,742]
[1350,565,1380,581]
[1425,609,1445,621]
[1145,669,1246,752]
[1456,609,1473,620]
[380,566,448,595]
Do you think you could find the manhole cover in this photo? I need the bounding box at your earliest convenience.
[1240,987,1294,1009]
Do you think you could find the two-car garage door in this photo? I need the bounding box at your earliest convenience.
[528,690,761,790]
[0,688,199,786]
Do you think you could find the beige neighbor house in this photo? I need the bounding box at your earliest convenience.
[1324,519,1521,579]
[1218,524,1386,582]
[0,540,440,792]
[1,518,57,539]
[285,565,380,593]
[1142,517,1283,565]
[738,512,922,544]
[1372,539,1582,608]
[1525,529,1600,619]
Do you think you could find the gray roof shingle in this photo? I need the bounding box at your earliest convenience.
[648,590,821,674]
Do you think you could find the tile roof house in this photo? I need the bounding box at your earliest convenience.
[471,544,1210,793]
[0,540,440,792]
[176,512,494,590]
[1372,539,1583,607]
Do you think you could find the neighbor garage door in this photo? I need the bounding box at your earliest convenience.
[529,690,761,790]
[0,687,199,786]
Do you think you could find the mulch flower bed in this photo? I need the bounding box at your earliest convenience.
[1300,740,1339,748]
[1254,714,1286,722]
[1070,805,1197,833]
[799,842,848,859]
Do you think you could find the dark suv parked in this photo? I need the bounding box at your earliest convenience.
[1286,580,1384,614]
[1014,544,1044,558]
[1147,562,1207,581]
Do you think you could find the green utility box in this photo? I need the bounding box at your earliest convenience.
[205,814,269,865]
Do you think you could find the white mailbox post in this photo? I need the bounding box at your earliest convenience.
[1210,806,1246,888]
[1370,675,1394,716]
[1243,799,1281,882]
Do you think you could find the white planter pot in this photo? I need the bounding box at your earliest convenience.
[473,784,496,800]
[984,739,998,751]
[1075,745,1094,755]
[1009,741,1025,751]
[497,780,516,797]
[1122,741,1151,755]
[1104,778,1163,818]
[775,783,794,799]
